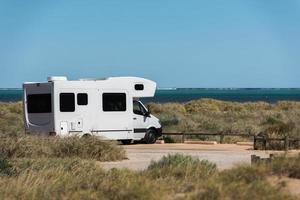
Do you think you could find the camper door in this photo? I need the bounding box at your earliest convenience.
[23,83,54,134]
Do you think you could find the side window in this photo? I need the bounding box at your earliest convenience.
[60,93,75,112]
[77,93,88,105]
[102,93,126,112]
[133,101,144,115]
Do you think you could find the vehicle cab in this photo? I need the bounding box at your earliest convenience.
[132,99,162,143]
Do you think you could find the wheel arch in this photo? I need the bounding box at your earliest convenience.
[147,126,162,137]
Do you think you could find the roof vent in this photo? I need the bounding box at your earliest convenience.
[47,76,67,82]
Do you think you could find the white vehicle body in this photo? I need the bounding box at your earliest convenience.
[23,76,162,143]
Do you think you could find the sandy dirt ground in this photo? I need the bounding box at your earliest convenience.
[100,143,300,197]
[100,143,277,170]
[268,176,300,197]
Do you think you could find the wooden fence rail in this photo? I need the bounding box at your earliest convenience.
[253,136,300,151]
[162,132,253,144]
[162,132,300,150]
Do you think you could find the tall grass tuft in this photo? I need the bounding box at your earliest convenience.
[147,154,217,179]
[0,135,126,161]
[187,164,294,200]
[0,157,15,176]
[269,154,300,179]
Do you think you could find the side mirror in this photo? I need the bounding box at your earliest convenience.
[144,111,151,117]
[144,105,151,117]
[147,105,151,114]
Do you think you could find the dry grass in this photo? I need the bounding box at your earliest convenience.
[0,154,298,200]
[0,101,299,199]
[0,158,164,200]
[147,154,217,180]
[0,102,126,161]
[0,135,126,161]
[2,100,300,139]
[0,102,23,137]
[268,154,300,179]
[148,99,300,140]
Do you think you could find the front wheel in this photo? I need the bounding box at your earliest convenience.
[144,129,157,144]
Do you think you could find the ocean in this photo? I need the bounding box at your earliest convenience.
[1,88,300,103]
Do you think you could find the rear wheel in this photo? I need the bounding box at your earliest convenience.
[82,133,91,138]
[144,129,157,144]
[121,139,132,145]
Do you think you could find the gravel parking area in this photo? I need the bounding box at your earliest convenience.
[101,143,273,170]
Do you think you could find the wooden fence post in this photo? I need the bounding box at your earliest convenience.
[182,132,185,143]
[253,135,257,150]
[284,135,289,151]
[263,138,267,150]
[220,133,224,144]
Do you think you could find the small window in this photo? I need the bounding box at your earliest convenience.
[133,100,146,115]
[103,93,126,112]
[27,94,52,113]
[77,93,88,105]
[135,84,144,91]
[60,93,75,112]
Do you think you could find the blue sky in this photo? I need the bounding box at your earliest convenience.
[0,0,300,88]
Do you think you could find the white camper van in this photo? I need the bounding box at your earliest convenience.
[23,76,162,144]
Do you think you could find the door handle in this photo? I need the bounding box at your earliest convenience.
[133,117,137,120]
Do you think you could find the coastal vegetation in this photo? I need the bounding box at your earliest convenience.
[0,101,299,199]
[1,100,300,139]
[0,102,126,161]
[148,99,300,141]
[0,154,299,199]
[0,102,23,137]
[0,135,125,161]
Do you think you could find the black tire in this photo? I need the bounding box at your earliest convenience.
[121,139,132,145]
[144,129,157,144]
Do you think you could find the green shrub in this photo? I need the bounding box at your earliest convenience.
[147,154,217,179]
[161,135,175,143]
[159,113,180,126]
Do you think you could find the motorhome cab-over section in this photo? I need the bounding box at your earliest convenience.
[23,76,162,144]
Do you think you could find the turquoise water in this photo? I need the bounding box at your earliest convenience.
[1,88,300,103]
[147,88,300,103]
[0,89,23,102]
